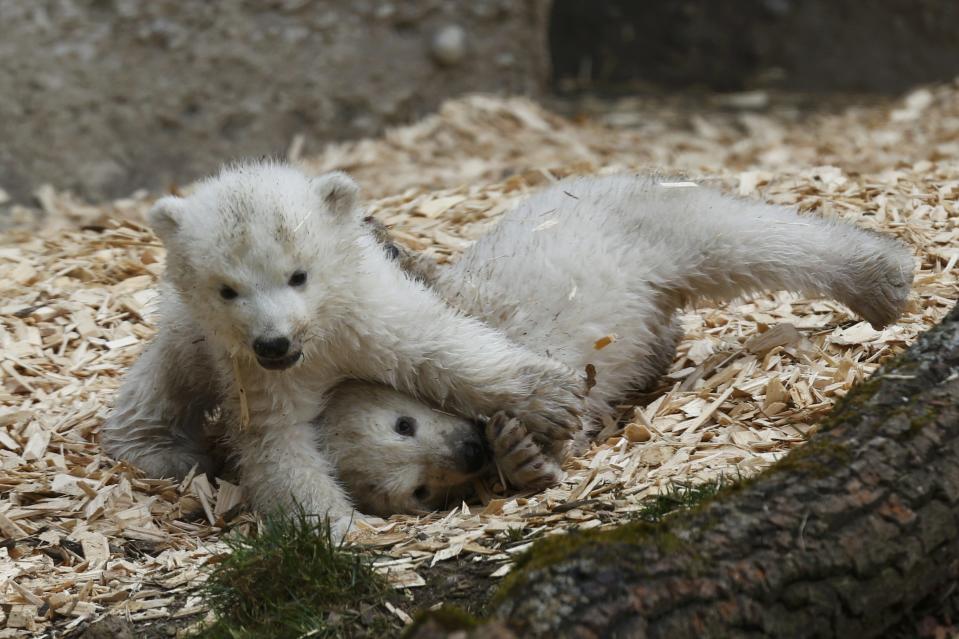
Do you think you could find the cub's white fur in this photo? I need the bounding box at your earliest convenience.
[100,161,583,537]
[317,174,915,516]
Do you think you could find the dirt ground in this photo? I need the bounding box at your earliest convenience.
[1,82,958,637]
[0,1,550,204]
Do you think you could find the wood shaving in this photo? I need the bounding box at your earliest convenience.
[2,84,958,635]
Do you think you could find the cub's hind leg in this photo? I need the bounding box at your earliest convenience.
[640,189,914,328]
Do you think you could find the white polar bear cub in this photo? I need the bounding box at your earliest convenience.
[100,161,584,537]
[317,174,915,516]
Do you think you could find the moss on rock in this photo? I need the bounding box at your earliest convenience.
[403,607,479,637]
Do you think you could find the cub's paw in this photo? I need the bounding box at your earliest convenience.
[511,360,586,444]
[131,450,219,481]
[842,237,915,329]
[486,412,564,491]
[329,512,373,542]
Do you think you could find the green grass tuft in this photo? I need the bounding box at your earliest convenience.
[504,526,526,543]
[629,478,729,523]
[194,508,399,639]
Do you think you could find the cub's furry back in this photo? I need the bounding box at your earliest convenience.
[414,174,914,423]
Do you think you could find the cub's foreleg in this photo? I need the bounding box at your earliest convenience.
[231,417,360,539]
[352,275,586,445]
[101,305,220,479]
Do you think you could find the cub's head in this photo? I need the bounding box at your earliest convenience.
[149,162,364,370]
[317,382,492,517]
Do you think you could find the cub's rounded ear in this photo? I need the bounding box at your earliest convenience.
[148,196,186,242]
[313,171,359,218]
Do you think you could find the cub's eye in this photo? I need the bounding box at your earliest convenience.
[219,285,238,300]
[394,416,416,437]
[413,485,429,501]
[288,270,307,287]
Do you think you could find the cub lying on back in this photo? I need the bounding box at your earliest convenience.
[317,174,915,516]
[100,162,583,537]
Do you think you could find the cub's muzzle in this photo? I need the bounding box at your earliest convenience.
[253,336,302,370]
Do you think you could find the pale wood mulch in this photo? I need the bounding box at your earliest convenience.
[1,82,957,635]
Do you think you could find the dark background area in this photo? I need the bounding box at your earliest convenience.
[550,0,959,93]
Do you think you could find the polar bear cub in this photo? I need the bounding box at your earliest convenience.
[100,161,584,537]
[316,174,915,516]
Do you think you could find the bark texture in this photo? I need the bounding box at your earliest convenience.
[419,302,959,638]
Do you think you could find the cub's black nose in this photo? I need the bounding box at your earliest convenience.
[253,336,291,359]
[458,440,488,474]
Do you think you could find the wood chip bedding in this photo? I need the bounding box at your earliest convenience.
[1,82,957,635]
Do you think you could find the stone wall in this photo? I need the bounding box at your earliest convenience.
[0,0,550,202]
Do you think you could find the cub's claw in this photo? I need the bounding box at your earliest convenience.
[486,412,563,491]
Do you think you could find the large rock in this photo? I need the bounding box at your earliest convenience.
[0,0,550,202]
